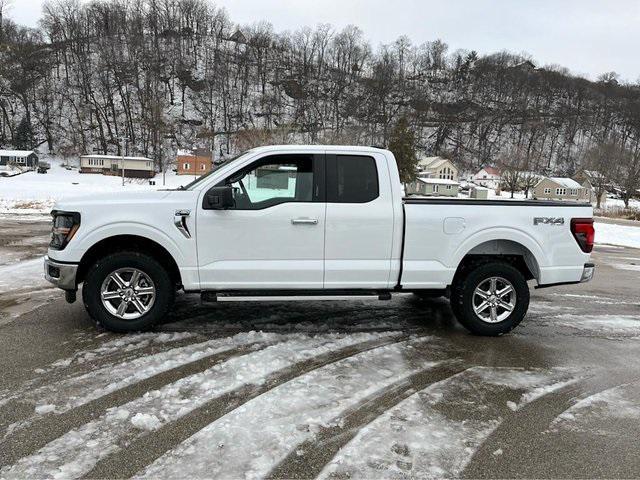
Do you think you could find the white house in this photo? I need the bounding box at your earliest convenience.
[472,166,501,190]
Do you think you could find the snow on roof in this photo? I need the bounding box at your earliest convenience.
[177,149,195,157]
[0,150,36,157]
[549,177,582,189]
[417,177,460,185]
[477,166,500,176]
[81,154,152,162]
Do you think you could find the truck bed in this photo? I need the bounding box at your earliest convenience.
[400,197,593,289]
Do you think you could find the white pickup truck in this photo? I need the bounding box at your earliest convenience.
[44,145,595,335]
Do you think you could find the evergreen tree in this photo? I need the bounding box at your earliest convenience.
[388,117,418,184]
[15,117,34,150]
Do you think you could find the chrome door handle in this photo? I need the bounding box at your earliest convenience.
[291,218,318,225]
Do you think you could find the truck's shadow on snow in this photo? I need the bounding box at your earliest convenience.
[161,293,463,336]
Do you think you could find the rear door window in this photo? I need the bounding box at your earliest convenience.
[327,155,379,203]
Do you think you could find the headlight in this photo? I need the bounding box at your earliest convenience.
[50,210,81,250]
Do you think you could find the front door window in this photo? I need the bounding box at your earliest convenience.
[221,155,316,209]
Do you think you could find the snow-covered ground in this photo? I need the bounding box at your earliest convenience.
[598,196,640,211]
[0,157,192,214]
[595,221,640,249]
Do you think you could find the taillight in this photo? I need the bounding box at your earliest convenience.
[571,218,594,253]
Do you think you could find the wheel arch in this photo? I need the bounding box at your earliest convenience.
[453,238,542,283]
[76,235,182,288]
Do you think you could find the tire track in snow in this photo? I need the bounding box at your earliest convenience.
[0,342,260,466]
[0,332,402,479]
[0,332,281,444]
[525,380,640,478]
[267,364,468,479]
[461,372,640,478]
[0,331,197,409]
[313,367,578,480]
[134,337,449,480]
[86,333,407,480]
[549,380,640,434]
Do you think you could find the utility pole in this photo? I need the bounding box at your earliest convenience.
[118,136,129,187]
[163,133,177,187]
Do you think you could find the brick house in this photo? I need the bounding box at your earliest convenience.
[177,149,213,175]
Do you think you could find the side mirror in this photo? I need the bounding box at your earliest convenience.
[203,185,235,210]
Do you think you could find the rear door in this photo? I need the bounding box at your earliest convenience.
[323,152,395,289]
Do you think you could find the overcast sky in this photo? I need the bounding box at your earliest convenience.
[7,0,639,82]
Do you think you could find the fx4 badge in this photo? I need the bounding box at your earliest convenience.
[533,217,565,226]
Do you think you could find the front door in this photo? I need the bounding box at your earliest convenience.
[197,153,326,290]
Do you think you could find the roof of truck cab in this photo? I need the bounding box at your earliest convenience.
[247,145,391,154]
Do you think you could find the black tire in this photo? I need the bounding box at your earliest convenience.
[450,261,529,336]
[82,251,174,332]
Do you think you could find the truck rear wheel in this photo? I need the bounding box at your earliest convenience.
[82,251,174,332]
[450,261,529,336]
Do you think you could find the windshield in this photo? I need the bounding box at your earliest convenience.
[179,150,253,190]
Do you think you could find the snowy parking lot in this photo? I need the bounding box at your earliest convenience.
[1,217,640,478]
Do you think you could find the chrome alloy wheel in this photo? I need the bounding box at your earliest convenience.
[472,276,516,323]
[100,268,156,320]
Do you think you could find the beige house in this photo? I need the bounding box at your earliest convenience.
[80,155,155,178]
[573,170,607,206]
[406,156,460,197]
[533,177,590,202]
[411,177,460,197]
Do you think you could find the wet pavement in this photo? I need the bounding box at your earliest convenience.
[0,218,639,478]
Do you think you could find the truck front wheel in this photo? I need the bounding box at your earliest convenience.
[450,261,530,336]
[82,251,175,332]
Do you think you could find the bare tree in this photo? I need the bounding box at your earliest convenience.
[582,142,621,209]
[619,145,640,209]
[0,0,13,42]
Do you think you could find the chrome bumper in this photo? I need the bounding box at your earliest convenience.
[580,263,595,283]
[44,255,78,290]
